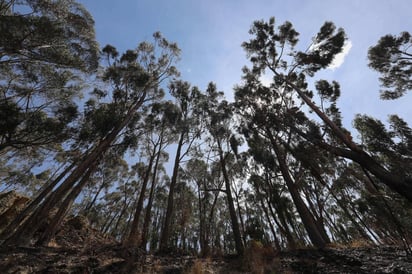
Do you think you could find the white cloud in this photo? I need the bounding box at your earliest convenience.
[328,40,352,70]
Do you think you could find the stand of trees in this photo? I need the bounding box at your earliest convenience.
[1,1,411,256]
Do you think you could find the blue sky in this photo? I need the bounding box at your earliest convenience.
[78,0,412,134]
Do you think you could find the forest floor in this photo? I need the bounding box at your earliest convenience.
[1,216,411,273]
[1,191,412,273]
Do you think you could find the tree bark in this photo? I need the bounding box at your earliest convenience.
[3,94,147,246]
[217,138,244,255]
[0,162,75,241]
[267,129,328,248]
[140,139,163,250]
[159,130,185,253]
[126,143,158,248]
[36,162,97,246]
[278,73,412,202]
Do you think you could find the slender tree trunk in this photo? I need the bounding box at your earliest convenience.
[3,137,111,246]
[83,175,106,215]
[140,132,164,250]
[102,212,120,235]
[302,187,331,244]
[197,188,206,256]
[0,162,75,241]
[278,74,412,201]
[206,189,219,255]
[159,131,185,253]
[288,146,378,244]
[258,193,281,250]
[3,94,147,247]
[36,162,97,246]
[125,145,157,248]
[217,139,244,255]
[112,198,132,238]
[266,194,297,249]
[234,188,246,246]
[268,130,328,248]
[139,180,156,250]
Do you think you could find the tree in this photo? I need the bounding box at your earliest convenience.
[0,0,99,153]
[183,158,210,255]
[125,102,175,248]
[202,83,245,255]
[159,81,204,253]
[368,32,412,99]
[1,32,180,247]
[238,17,412,202]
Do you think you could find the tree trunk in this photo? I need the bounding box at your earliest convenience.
[3,94,147,246]
[140,142,163,250]
[217,139,244,255]
[268,130,328,248]
[258,192,281,250]
[82,174,106,215]
[0,162,75,241]
[36,162,97,246]
[159,131,185,253]
[284,142,380,244]
[197,188,206,256]
[102,211,120,235]
[111,198,133,238]
[279,74,412,202]
[125,144,157,248]
[234,187,246,246]
[301,187,331,244]
[268,197,297,249]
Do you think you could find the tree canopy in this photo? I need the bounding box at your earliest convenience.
[1,1,411,258]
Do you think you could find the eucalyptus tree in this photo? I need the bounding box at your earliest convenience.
[242,118,330,248]
[237,17,412,202]
[0,0,99,202]
[1,33,180,247]
[200,83,245,255]
[159,80,204,253]
[171,180,197,252]
[125,101,176,248]
[138,104,175,250]
[80,154,129,216]
[368,31,412,99]
[182,157,223,256]
[183,158,209,255]
[0,0,98,153]
[147,182,169,251]
[140,161,168,249]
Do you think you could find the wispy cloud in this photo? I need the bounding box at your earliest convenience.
[328,40,352,70]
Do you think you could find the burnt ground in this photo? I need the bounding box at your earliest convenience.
[1,239,411,273]
[1,192,412,273]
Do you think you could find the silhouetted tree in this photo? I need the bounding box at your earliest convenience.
[368,32,412,99]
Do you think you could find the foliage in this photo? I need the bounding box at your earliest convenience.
[1,3,411,258]
[368,32,412,99]
[0,0,99,153]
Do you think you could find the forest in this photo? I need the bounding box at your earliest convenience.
[1,0,412,270]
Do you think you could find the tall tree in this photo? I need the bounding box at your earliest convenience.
[125,101,176,248]
[239,17,412,202]
[139,104,174,249]
[159,81,204,253]
[1,33,180,247]
[0,0,98,153]
[368,31,412,99]
[202,83,245,255]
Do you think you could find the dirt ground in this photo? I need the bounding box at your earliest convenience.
[1,191,411,273]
